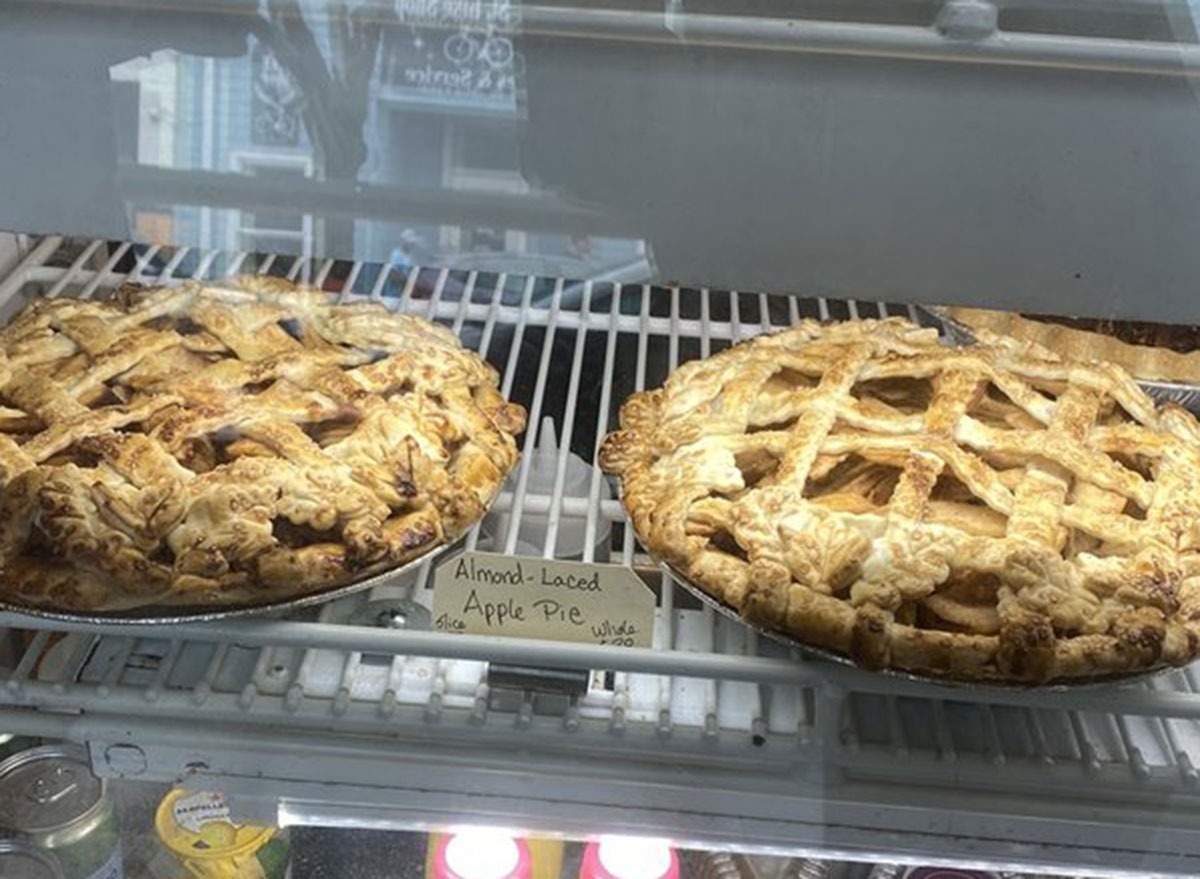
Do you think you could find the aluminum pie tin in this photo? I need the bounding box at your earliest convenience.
[658,558,1175,690]
[926,306,1200,415]
[628,308,1194,688]
[0,531,471,625]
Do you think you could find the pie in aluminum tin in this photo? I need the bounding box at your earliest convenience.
[600,318,1200,684]
[0,531,471,625]
[934,307,1200,416]
[0,277,526,616]
[938,305,1200,385]
[660,559,1178,689]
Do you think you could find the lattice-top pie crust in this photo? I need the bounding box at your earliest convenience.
[600,319,1200,682]
[0,277,526,612]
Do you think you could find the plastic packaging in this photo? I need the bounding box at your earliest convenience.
[153,790,288,879]
[426,829,533,879]
[483,417,613,561]
[579,837,679,879]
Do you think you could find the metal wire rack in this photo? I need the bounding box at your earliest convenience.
[3,234,1200,874]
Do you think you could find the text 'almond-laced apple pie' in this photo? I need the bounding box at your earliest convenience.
[0,277,526,613]
[600,318,1200,683]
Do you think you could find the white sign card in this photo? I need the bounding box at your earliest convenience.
[433,551,655,648]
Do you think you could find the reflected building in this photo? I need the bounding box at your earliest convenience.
[109,0,647,282]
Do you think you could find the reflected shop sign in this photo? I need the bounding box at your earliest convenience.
[389,0,522,109]
[251,42,303,147]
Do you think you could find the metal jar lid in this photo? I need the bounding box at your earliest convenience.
[0,744,105,838]
[0,837,66,879]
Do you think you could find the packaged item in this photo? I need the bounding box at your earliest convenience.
[524,838,564,879]
[904,869,1002,879]
[786,861,847,879]
[579,837,679,879]
[426,829,533,879]
[870,866,1002,879]
[0,836,67,879]
[154,789,288,879]
[0,744,123,879]
[695,852,750,879]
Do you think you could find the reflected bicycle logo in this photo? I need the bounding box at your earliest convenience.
[443,26,515,69]
[395,0,523,100]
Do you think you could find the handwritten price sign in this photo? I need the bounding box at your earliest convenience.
[433,551,655,648]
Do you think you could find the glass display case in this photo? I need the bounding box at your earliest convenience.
[4,0,1200,876]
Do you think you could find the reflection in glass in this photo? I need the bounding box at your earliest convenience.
[99,0,647,280]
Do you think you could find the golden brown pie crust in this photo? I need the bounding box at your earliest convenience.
[0,277,526,612]
[600,318,1200,683]
[943,306,1200,385]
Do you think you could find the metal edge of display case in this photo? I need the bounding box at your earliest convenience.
[4,714,1197,878]
[4,708,1190,877]
[24,0,1200,77]
[65,731,1200,879]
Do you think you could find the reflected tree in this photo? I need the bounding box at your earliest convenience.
[251,1,397,257]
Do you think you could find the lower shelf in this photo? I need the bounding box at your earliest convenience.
[4,584,1200,876]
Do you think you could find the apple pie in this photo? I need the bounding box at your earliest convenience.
[600,318,1200,683]
[0,277,526,612]
[942,306,1200,385]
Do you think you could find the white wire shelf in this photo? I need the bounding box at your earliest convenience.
[3,234,1200,874]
